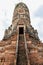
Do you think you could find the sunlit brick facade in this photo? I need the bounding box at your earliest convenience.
[0,2,43,65]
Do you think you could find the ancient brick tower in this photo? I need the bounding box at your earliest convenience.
[0,2,43,65]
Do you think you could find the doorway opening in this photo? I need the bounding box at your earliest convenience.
[19,27,24,34]
[19,27,24,40]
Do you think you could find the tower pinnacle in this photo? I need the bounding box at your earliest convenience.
[0,2,43,65]
[3,2,39,40]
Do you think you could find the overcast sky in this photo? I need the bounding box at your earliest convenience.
[0,0,43,42]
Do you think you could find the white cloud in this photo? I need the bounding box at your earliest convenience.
[0,0,43,42]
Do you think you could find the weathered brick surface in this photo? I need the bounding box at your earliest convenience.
[0,2,43,65]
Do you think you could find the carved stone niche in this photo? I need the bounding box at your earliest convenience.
[27,25,34,35]
[8,25,12,30]
[34,30,39,39]
[4,29,8,38]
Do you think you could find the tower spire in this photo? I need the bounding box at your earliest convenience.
[0,2,43,65]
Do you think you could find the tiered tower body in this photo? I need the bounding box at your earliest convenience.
[0,2,43,65]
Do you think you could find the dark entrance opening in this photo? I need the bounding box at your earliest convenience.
[19,27,24,40]
[19,27,24,34]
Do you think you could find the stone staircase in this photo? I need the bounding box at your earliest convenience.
[16,34,28,65]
